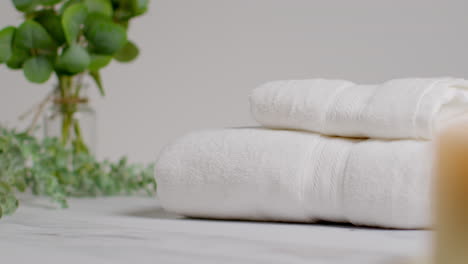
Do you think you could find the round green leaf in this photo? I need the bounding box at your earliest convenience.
[59,0,82,14]
[62,3,88,44]
[114,9,133,21]
[23,56,53,83]
[88,54,112,71]
[114,41,138,63]
[0,27,16,63]
[56,44,90,74]
[131,0,149,16]
[14,20,56,50]
[35,11,66,45]
[84,12,109,27]
[85,20,127,55]
[6,47,30,69]
[85,0,113,17]
[39,0,63,5]
[12,0,36,12]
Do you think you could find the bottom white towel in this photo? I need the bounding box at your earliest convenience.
[155,128,432,229]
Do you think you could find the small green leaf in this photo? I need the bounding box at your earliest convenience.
[85,20,126,55]
[38,0,63,5]
[84,12,109,26]
[1,195,19,215]
[131,0,149,16]
[0,182,12,193]
[62,3,88,44]
[35,10,66,45]
[14,20,56,50]
[116,20,129,29]
[85,0,113,17]
[6,47,30,69]
[0,27,16,63]
[114,9,133,21]
[56,44,90,74]
[15,178,27,192]
[88,54,112,71]
[59,0,82,14]
[114,41,138,63]
[23,56,53,83]
[12,0,36,12]
[89,70,105,96]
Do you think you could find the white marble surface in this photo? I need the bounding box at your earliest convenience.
[0,196,431,264]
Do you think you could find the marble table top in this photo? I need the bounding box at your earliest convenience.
[0,196,430,264]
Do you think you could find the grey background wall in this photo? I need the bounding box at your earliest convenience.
[1,0,468,162]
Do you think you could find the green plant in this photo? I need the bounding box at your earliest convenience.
[0,0,149,152]
[0,127,156,217]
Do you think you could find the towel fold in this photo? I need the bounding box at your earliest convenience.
[250,78,468,139]
[156,128,431,229]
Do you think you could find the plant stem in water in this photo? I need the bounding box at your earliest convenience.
[57,75,89,154]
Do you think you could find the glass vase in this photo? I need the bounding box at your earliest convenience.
[44,94,97,155]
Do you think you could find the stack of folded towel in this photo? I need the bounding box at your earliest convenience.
[155,78,468,229]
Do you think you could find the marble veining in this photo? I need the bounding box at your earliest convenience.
[0,196,430,264]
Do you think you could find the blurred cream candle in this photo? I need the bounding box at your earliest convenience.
[434,122,468,264]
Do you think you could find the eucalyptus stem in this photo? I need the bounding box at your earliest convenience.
[61,110,72,146]
[73,119,89,154]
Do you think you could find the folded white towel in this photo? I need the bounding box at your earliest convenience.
[250,78,468,139]
[156,128,431,229]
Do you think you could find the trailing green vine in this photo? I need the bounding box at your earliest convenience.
[0,127,157,218]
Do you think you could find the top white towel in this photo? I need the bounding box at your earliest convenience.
[250,78,468,139]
